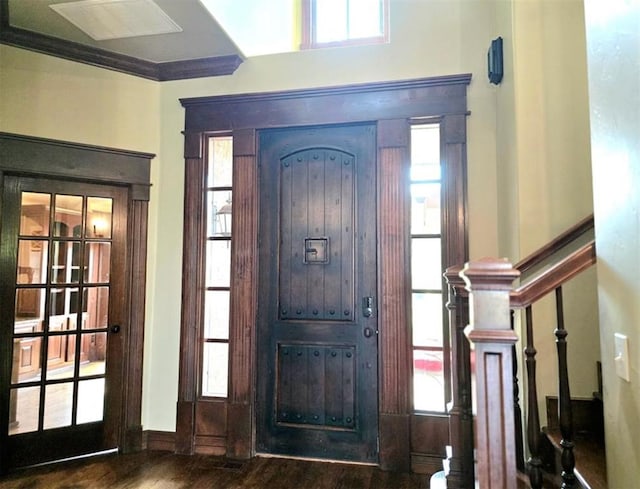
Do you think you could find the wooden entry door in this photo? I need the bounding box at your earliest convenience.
[257,124,378,463]
[0,176,128,470]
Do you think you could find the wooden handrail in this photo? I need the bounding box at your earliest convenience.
[510,240,596,309]
[514,214,594,274]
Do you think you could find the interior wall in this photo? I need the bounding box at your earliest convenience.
[584,1,640,486]
[1,0,502,434]
[494,0,599,425]
[0,45,160,151]
[150,0,501,431]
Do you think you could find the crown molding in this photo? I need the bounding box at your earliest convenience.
[0,0,243,81]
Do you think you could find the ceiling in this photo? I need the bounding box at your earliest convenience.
[0,0,246,81]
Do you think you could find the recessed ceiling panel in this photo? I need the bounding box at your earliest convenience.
[49,0,182,41]
[7,0,243,63]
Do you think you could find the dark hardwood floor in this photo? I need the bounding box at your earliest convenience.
[0,451,430,489]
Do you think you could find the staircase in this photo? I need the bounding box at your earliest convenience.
[442,215,606,488]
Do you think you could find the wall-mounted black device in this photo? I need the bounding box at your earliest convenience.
[488,36,503,85]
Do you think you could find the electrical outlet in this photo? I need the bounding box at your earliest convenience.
[614,333,630,382]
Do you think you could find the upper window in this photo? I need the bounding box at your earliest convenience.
[302,0,389,49]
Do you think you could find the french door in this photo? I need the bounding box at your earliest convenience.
[0,176,127,470]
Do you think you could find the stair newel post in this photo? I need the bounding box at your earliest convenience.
[555,286,577,488]
[524,306,543,489]
[460,258,519,489]
[444,266,474,489]
[510,311,525,472]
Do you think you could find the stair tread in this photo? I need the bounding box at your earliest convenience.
[545,428,607,489]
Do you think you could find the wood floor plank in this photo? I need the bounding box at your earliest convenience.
[0,451,431,489]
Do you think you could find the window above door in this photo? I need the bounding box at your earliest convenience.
[301,0,390,49]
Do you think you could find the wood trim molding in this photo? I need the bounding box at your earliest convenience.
[461,258,519,489]
[0,1,243,82]
[180,75,472,132]
[178,75,471,467]
[514,215,594,274]
[144,430,177,452]
[175,149,206,455]
[0,133,153,185]
[0,134,152,468]
[121,199,149,453]
[510,241,596,309]
[226,129,257,460]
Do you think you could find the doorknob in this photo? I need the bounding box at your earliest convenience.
[110,324,121,334]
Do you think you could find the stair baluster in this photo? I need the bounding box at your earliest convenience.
[555,286,577,488]
[525,305,543,489]
[444,267,474,488]
[511,311,525,472]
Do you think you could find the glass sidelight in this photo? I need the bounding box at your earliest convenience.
[201,135,233,398]
[9,191,113,435]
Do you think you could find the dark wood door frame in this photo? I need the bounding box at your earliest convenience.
[178,75,471,471]
[0,132,153,473]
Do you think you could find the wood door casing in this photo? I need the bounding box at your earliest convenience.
[257,124,378,462]
[178,77,470,470]
[0,133,152,474]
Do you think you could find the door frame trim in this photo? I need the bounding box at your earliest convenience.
[178,75,471,470]
[0,132,153,473]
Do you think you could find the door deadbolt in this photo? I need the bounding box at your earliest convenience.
[362,296,374,318]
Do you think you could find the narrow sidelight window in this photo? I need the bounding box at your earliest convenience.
[201,136,233,398]
[410,123,446,413]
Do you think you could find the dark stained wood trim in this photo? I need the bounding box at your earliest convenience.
[194,435,227,455]
[180,75,472,132]
[158,56,244,82]
[226,129,258,459]
[0,170,6,473]
[514,214,594,274]
[461,259,519,489]
[443,266,474,488]
[182,75,472,107]
[0,135,152,472]
[122,199,149,453]
[378,125,411,417]
[144,430,177,452]
[379,413,411,472]
[0,1,243,82]
[176,135,206,454]
[179,76,471,468]
[377,120,411,471]
[409,414,448,474]
[510,241,596,309]
[0,133,153,185]
[228,135,257,404]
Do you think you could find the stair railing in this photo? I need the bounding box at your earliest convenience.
[444,215,596,489]
[511,239,596,488]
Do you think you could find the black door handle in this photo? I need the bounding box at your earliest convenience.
[110,324,121,334]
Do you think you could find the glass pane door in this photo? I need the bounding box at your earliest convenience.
[10,191,114,435]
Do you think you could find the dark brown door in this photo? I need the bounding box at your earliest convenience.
[0,176,127,470]
[257,124,378,462]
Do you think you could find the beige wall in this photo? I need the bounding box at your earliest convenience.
[1,0,597,443]
[495,0,599,425]
[0,45,160,151]
[584,0,640,486]
[149,0,501,430]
